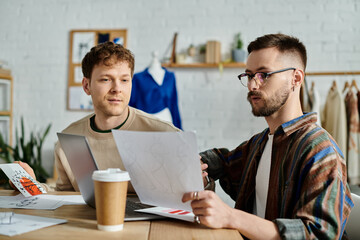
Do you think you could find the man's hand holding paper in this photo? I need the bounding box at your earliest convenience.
[0,163,46,197]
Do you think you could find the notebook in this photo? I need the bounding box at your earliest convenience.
[56,132,164,221]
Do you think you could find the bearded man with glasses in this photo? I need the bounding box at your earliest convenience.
[183,34,353,239]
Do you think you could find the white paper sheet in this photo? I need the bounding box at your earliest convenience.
[0,194,86,210]
[0,212,67,236]
[112,131,204,211]
[136,207,195,222]
[0,163,46,197]
[39,194,86,205]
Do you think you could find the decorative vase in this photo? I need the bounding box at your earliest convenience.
[232,49,246,62]
[187,46,196,57]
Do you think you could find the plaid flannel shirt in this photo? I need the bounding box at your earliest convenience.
[200,112,353,239]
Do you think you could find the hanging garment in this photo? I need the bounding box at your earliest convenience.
[357,91,360,118]
[129,68,182,129]
[307,85,321,126]
[345,91,360,185]
[322,85,347,160]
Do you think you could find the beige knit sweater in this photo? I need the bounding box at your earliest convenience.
[45,107,179,193]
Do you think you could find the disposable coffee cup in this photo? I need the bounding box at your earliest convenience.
[92,168,130,231]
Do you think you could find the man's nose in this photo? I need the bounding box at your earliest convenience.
[248,77,260,91]
[111,80,122,92]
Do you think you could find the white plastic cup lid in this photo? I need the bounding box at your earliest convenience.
[92,168,130,182]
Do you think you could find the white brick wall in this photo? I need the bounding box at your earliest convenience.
[0,0,359,205]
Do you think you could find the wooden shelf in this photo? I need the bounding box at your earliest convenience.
[0,111,11,115]
[0,72,12,80]
[160,65,360,76]
[162,62,246,68]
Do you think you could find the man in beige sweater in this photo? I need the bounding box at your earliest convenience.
[17,41,180,192]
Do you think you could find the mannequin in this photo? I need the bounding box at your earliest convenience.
[129,51,182,129]
[147,51,172,123]
[148,51,165,86]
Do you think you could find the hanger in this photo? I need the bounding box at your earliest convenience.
[350,79,359,92]
[343,81,350,93]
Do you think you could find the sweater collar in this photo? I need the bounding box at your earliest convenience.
[90,109,130,133]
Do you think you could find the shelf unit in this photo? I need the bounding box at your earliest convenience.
[0,70,13,145]
[161,62,246,68]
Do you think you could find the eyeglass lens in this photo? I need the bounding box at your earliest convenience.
[245,73,266,85]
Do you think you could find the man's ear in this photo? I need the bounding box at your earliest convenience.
[293,69,304,88]
[82,77,91,95]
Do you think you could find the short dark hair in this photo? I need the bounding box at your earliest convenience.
[247,33,307,70]
[82,41,135,79]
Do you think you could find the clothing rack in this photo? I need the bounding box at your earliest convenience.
[304,71,360,92]
[302,71,360,110]
[305,71,360,76]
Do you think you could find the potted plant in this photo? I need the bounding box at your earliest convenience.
[232,33,246,63]
[196,44,206,63]
[0,117,51,185]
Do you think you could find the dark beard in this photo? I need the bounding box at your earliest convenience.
[247,89,290,117]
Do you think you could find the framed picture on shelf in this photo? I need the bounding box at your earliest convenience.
[67,29,127,111]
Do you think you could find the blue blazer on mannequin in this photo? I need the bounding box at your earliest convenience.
[129,68,182,129]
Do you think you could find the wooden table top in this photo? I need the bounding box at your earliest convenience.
[0,190,243,240]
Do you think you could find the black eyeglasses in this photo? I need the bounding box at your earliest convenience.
[237,67,296,87]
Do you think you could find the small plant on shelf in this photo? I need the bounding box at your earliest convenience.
[235,33,243,50]
[232,33,246,63]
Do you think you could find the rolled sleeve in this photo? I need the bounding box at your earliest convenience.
[273,219,306,240]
